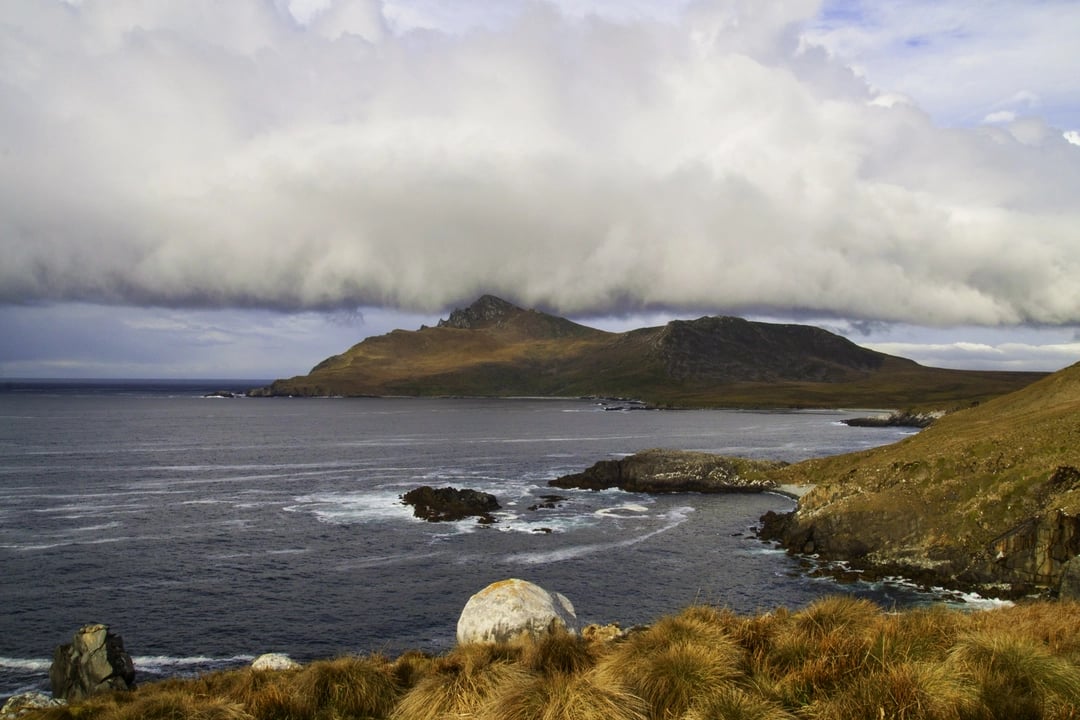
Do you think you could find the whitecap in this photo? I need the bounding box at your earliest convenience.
[496,506,694,565]
[594,503,649,518]
[0,657,51,672]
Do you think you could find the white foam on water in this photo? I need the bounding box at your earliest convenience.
[285,490,414,525]
[496,506,695,565]
[594,503,649,518]
[67,521,123,533]
[0,658,50,672]
[133,654,256,671]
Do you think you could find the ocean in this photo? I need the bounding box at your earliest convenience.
[0,381,981,698]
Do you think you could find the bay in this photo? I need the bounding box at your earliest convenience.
[0,383,953,697]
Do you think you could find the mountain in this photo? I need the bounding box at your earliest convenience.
[252,295,1043,407]
[761,361,1080,596]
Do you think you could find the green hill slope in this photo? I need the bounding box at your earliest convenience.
[252,295,1043,408]
[761,361,1080,596]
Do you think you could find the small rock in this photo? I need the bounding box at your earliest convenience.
[251,653,301,671]
[582,623,626,643]
[1,692,65,718]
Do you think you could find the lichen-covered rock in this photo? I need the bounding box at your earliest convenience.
[1,692,64,718]
[251,653,301,671]
[457,579,577,644]
[49,624,135,702]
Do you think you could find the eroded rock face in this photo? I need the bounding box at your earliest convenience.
[401,486,500,523]
[550,449,782,493]
[987,510,1080,588]
[1059,555,1080,601]
[457,579,577,644]
[49,624,135,702]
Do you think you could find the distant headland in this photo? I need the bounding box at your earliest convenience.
[249,295,1042,409]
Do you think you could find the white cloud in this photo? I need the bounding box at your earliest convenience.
[0,0,1078,335]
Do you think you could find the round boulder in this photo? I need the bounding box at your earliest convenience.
[456,578,577,644]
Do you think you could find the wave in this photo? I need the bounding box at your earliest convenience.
[494,506,695,565]
[0,657,51,672]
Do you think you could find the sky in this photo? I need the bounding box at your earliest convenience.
[1,0,1079,379]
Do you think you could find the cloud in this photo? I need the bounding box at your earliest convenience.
[864,340,1080,373]
[805,0,1080,128]
[1,0,1079,328]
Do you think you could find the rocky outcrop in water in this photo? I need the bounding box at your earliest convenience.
[49,624,135,702]
[842,410,944,428]
[550,449,783,493]
[456,579,577,644]
[401,486,500,523]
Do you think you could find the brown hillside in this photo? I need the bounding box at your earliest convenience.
[252,296,1044,408]
[762,361,1080,596]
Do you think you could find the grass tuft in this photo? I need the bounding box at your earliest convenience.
[390,644,532,720]
[479,670,649,720]
[683,684,796,720]
[948,631,1080,719]
[807,661,977,720]
[290,655,401,719]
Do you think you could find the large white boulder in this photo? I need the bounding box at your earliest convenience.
[456,579,577,644]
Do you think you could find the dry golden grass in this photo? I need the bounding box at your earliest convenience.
[18,599,1080,720]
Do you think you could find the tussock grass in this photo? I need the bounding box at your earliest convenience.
[683,685,795,720]
[389,643,532,720]
[807,661,978,720]
[594,606,745,720]
[479,670,648,720]
[948,631,1080,719]
[17,599,1080,720]
[292,655,401,719]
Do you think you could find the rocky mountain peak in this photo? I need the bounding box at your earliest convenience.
[437,295,523,329]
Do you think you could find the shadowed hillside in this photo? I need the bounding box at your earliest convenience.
[761,361,1080,596]
[252,296,1043,408]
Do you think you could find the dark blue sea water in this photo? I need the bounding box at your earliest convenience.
[0,381,988,698]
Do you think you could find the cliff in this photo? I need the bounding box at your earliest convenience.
[760,361,1080,597]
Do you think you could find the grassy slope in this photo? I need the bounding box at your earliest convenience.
[772,361,1080,589]
[24,599,1080,720]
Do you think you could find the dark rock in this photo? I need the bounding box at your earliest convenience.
[437,295,519,330]
[1059,555,1080,600]
[49,624,135,702]
[202,390,236,398]
[528,495,566,511]
[550,449,783,493]
[401,486,500,523]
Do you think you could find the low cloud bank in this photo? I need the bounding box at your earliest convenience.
[2,0,1079,328]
